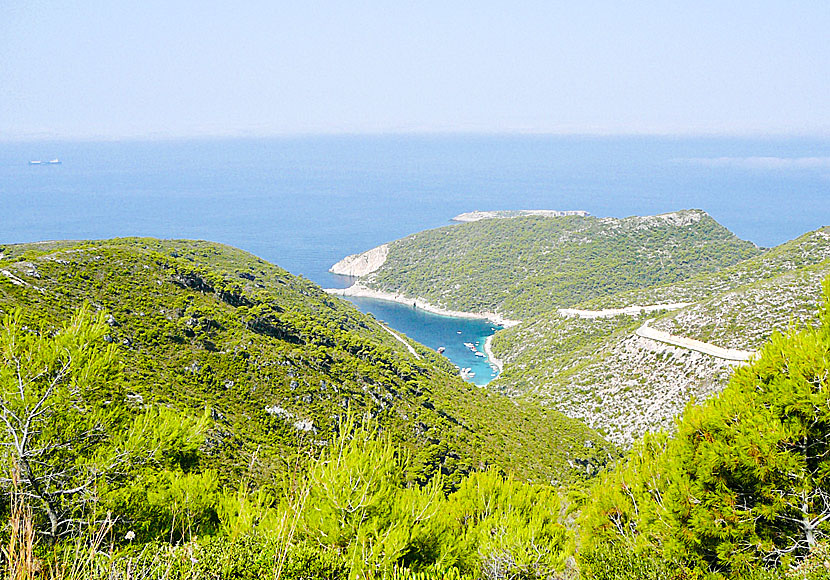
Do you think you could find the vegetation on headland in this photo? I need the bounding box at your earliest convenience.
[341,210,830,446]
[575,227,830,311]
[359,210,760,320]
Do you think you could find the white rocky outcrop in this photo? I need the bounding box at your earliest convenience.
[533,330,740,446]
[1,269,28,287]
[594,209,707,231]
[330,244,389,277]
[452,210,589,222]
[648,209,705,227]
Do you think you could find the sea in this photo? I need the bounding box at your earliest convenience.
[2,135,830,384]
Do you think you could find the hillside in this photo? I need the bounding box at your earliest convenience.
[577,226,830,309]
[335,210,761,320]
[490,228,830,445]
[0,238,614,484]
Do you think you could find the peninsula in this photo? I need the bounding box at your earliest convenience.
[328,209,759,320]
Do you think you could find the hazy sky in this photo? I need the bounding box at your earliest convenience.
[2,1,829,139]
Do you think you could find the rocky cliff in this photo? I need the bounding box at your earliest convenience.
[330,244,389,276]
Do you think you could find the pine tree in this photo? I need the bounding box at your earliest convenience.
[579,277,830,577]
[0,306,213,541]
[665,279,830,572]
[0,306,120,539]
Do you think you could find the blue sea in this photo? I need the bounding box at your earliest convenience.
[2,136,830,384]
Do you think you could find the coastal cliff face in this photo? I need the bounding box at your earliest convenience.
[330,244,389,276]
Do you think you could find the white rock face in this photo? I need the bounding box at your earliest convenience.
[595,210,706,231]
[537,331,738,446]
[648,210,704,227]
[452,210,589,222]
[330,244,389,277]
[293,419,315,432]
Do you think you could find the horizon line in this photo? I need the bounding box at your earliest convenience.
[3,127,830,143]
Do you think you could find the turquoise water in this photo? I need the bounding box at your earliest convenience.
[3,135,830,384]
[344,297,502,386]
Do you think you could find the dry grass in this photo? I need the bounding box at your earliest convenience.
[4,482,37,580]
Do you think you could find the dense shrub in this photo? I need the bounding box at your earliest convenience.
[577,543,676,580]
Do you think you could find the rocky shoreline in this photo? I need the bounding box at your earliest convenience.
[324,282,521,328]
[483,334,504,373]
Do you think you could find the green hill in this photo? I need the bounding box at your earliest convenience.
[489,227,830,445]
[0,238,613,485]
[339,210,761,320]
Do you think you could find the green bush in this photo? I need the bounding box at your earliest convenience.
[282,542,350,580]
[577,544,678,580]
[440,469,572,579]
[163,536,348,580]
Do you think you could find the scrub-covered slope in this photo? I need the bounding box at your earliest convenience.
[490,227,830,445]
[339,210,760,320]
[0,238,613,484]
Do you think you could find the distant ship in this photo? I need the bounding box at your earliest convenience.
[29,159,61,165]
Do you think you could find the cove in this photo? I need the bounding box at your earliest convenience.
[343,296,502,386]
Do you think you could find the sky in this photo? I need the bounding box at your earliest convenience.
[2,1,829,140]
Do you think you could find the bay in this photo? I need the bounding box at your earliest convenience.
[343,296,502,387]
[2,135,830,384]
